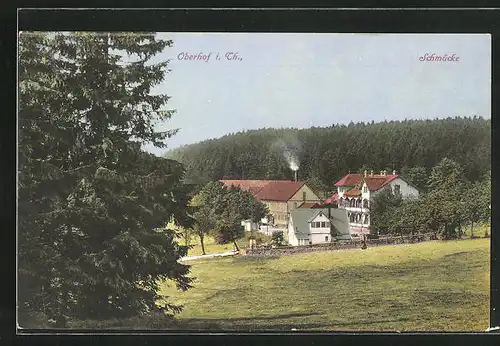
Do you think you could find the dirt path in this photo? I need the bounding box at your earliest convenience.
[179,250,239,262]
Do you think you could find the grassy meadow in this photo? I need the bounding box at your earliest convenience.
[185,232,271,257]
[160,238,490,331]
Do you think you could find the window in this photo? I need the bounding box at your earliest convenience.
[302,191,307,201]
[325,236,329,242]
[321,221,326,228]
[394,184,401,194]
[325,221,330,227]
[363,186,367,193]
[293,202,297,209]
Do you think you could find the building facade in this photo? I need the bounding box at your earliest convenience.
[329,170,420,237]
[287,208,350,246]
[219,180,322,230]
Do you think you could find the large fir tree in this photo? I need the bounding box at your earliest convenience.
[18,32,192,327]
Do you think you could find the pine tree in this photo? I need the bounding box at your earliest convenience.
[18,32,193,327]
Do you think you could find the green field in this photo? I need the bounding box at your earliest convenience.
[160,238,490,331]
[185,233,271,257]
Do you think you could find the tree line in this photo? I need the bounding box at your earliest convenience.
[370,158,491,239]
[166,117,491,195]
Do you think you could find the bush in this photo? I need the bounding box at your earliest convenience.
[271,231,285,246]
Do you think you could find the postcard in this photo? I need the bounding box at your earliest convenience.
[17,31,491,333]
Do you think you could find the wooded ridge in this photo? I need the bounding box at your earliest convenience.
[165,117,490,191]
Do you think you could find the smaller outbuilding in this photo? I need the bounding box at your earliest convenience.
[287,207,350,246]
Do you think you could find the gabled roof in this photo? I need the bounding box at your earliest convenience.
[343,188,361,197]
[334,173,399,191]
[312,192,339,208]
[219,180,305,202]
[307,210,336,223]
[324,192,338,203]
[334,174,364,187]
[254,181,306,201]
[219,180,269,195]
[365,175,398,190]
[289,208,350,237]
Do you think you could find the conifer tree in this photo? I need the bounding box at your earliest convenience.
[18,32,192,327]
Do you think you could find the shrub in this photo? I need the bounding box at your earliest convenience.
[271,231,285,246]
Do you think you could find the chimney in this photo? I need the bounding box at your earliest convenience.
[294,170,298,182]
[382,170,386,176]
[364,170,367,177]
[380,170,383,175]
[370,170,373,176]
[392,169,396,175]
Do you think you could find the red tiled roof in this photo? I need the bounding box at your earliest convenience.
[334,173,399,191]
[365,175,398,190]
[219,180,305,202]
[219,180,269,195]
[334,174,363,187]
[299,201,335,209]
[298,202,318,208]
[255,181,306,201]
[343,188,361,197]
[323,192,339,205]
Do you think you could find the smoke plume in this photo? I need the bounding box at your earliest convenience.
[271,134,302,172]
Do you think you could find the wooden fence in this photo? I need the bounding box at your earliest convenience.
[245,233,437,257]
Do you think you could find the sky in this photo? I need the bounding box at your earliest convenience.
[142,33,491,156]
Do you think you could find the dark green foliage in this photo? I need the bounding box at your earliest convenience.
[369,186,403,235]
[372,158,491,240]
[18,32,192,327]
[305,175,330,199]
[166,118,490,187]
[401,166,428,192]
[271,231,285,246]
[195,182,269,251]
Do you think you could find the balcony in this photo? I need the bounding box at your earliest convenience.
[338,201,369,210]
[344,206,369,213]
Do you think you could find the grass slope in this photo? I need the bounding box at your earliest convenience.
[186,233,271,257]
[160,238,490,331]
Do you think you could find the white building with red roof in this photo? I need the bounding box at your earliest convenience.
[219,180,321,231]
[328,170,419,237]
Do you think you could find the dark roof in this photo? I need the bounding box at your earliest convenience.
[219,180,306,202]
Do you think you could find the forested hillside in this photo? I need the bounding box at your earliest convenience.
[165,117,490,192]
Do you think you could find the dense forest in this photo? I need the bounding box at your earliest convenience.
[165,117,491,194]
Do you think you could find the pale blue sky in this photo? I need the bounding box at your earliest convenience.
[143,33,491,156]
